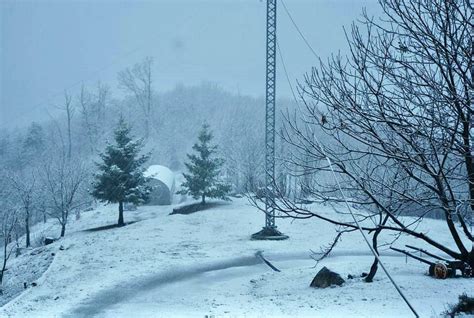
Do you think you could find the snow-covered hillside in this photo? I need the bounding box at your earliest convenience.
[1,199,472,317]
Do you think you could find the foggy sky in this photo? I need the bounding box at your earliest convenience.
[0,0,380,129]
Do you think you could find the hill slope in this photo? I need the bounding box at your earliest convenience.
[1,199,472,317]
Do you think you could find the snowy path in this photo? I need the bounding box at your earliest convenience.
[64,254,266,317]
[64,251,312,317]
[65,251,400,318]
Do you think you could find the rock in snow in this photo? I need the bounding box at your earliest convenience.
[310,267,345,288]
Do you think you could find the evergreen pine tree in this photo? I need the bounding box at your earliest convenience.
[22,122,45,166]
[92,117,150,226]
[23,122,44,153]
[178,124,230,205]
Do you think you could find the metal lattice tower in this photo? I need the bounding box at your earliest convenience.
[265,0,277,229]
[252,0,288,240]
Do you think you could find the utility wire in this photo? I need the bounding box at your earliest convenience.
[322,155,419,318]
[279,0,319,59]
[276,40,299,103]
[275,5,418,315]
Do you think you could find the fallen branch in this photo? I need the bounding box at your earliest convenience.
[390,247,435,266]
[405,245,449,262]
[255,251,281,272]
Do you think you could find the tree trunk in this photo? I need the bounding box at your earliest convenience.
[67,103,72,160]
[60,223,66,237]
[118,201,124,226]
[25,212,30,248]
[1,242,7,294]
[468,248,474,269]
[365,214,389,283]
[144,117,150,140]
[201,195,206,205]
[365,247,379,282]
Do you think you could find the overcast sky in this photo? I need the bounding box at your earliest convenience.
[0,0,380,129]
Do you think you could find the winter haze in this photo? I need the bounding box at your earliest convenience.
[1,1,473,318]
[1,0,379,129]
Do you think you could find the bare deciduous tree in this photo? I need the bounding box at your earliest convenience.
[42,154,88,237]
[0,207,19,295]
[79,82,109,153]
[57,92,75,160]
[118,57,154,139]
[0,174,19,294]
[7,171,36,248]
[273,0,474,279]
[220,104,265,193]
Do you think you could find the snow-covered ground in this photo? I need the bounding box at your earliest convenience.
[1,198,472,317]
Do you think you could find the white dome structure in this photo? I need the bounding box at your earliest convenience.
[144,165,176,205]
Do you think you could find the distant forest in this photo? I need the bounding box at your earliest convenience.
[0,60,302,196]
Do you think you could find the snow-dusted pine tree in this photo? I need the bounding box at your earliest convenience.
[92,117,149,226]
[178,124,230,205]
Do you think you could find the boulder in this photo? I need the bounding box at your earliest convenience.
[310,267,345,288]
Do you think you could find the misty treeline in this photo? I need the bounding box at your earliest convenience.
[0,56,305,252]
